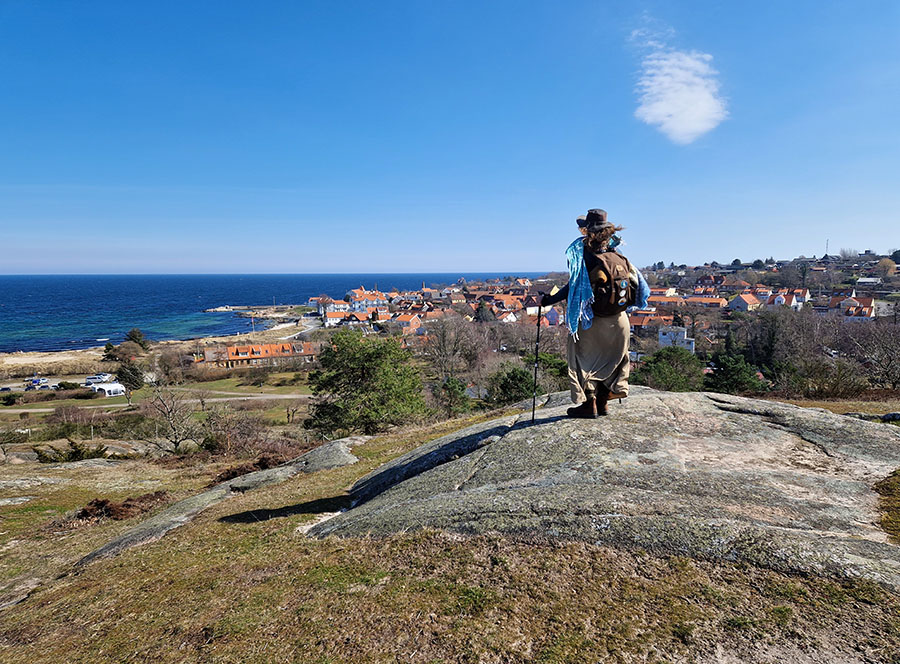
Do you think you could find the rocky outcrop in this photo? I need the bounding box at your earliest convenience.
[311,388,900,589]
[76,435,370,567]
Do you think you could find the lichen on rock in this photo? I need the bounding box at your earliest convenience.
[311,388,900,589]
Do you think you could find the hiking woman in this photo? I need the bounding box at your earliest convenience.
[540,209,649,418]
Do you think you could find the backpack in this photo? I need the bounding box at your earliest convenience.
[588,250,636,316]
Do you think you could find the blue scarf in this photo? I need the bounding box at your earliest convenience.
[565,238,594,338]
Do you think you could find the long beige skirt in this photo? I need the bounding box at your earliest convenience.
[567,311,630,403]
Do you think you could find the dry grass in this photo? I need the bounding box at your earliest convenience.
[761,395,900,416]
[1,409,900,662]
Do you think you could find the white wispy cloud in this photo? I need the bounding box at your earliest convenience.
[632,27,727,145]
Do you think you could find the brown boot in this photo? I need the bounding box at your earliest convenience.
[567,395,598,419]
[595,390,609,416]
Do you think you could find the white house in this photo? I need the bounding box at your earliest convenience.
[727,293,762,312]
[658,326,696,354]
[766,293,802,311]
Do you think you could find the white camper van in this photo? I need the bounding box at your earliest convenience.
[91,382,126,397]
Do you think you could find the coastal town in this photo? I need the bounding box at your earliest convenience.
[188,248,900,369]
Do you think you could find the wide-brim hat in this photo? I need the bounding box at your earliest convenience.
[577,208,613,233]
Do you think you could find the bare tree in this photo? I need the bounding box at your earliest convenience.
[839,248,859,260]
[875,258,897,279]
[839,322,900,389]
[285,400,303,424]
[141,386,200,454]
[423,318,469,380]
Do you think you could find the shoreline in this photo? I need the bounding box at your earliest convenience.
[0,304,306,356]
[0,311,320,378]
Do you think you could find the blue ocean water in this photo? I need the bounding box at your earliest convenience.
[0,274,543,353]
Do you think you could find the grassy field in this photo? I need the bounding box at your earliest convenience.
[2,409,900,662]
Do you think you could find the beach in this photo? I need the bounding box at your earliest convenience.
[0,313,321,380]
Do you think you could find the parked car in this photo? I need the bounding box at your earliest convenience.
[0,387,10,392]
[24,386,36,391]
[50,384,60,390]
[38,385,50,390]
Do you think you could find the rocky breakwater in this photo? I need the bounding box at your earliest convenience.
[312,388,900,589]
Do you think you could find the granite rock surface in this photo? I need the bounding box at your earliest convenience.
[311,388,900,588]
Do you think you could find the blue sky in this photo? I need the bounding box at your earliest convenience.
[1,1,898,274]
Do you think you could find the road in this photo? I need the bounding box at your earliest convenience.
[0,391,310,414]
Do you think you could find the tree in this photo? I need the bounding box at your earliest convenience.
[524,351,569,392]
[424,317,469,380]
[125,328,151,350]
[102,342,117,361]
[752,259,766,270]
[731,258,742,267]
[632,347,705,392]
[117,360,145,406]
[839,248,858,260]
[142,386,200,454]
[891,249,900,264]
[875,258,897,279]
[305,330,425,435]
[839,322,900,389]
[434,377,470,418]
[486,363,534,405]
[705,338,767,395]
[474,301,496,323]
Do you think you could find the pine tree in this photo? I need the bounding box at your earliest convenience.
[305,330,425,435]
[117,360,145,406]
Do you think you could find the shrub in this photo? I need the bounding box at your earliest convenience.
[794,357,868,398]
[0,428,28,447]
[632,347,705,392]
[486,363,534,405]
[33,439,109,463]
[306,330,426,435]
[125,328,151,350]
[705,352,767,395]
[434,377,471,417]
[239,366,272,387]
[74,491,169,521]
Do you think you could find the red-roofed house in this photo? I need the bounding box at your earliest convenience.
[728,293,762,312]
[684,296,727,308]
[647,295,685,308]
[393,313,422,334]
[766,293,802,311]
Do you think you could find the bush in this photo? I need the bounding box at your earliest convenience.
[434,377,471,417]
[33,439,109,463]
[306,330,426,435]
[705,352,767,395]
[794,357,868,398]
[57,381,81,391]
[523,352,569,392]
[0,429,28,447]
[486,363,534,405]
[632,347,705,392]
[239,367,272,387]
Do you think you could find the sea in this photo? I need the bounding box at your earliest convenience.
[0,273,544,353]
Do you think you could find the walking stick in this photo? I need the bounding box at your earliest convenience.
[531,303,542,424]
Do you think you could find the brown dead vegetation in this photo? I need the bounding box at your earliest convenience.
[72,491,170,522]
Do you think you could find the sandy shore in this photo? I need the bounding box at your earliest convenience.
[0,318,321,379]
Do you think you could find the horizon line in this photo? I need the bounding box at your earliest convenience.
[0,270,554,277]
